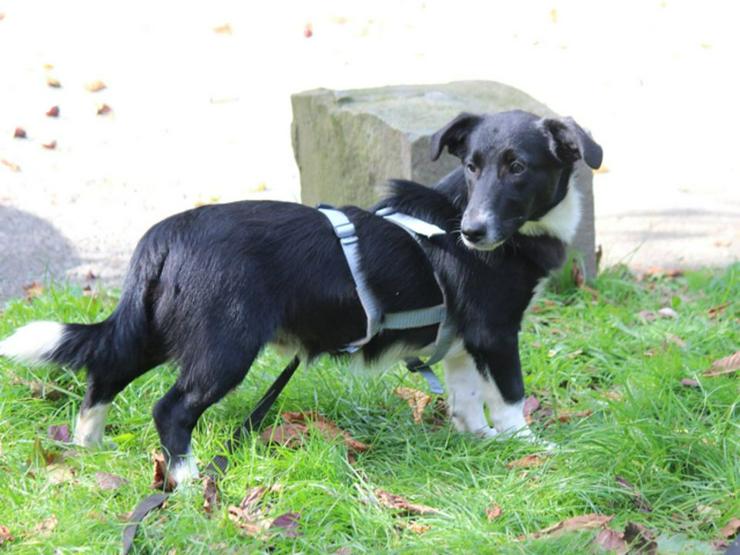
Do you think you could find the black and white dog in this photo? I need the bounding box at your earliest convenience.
[0,110,601,484]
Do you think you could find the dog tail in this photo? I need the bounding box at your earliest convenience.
[0,231,168,372]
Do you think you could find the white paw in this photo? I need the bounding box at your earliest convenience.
[170,452,200,486]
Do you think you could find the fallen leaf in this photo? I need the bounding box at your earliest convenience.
[33,515,58,537]
[23,281,44,301]
[556,409,592,423]
[227,486,274,537]
[95,472,128,491]
[396,520,431,534]
[0,524,13,545]
[85,80,107,92]
[523,395,540,424]
[280,412,369,452]
[13,127,26,138]
[374,489,439,515]
[46,105,59,117]
[604,390,623,401]
[615,476,652,513]
[1,159,21,172]
[527,514,613,540]
[658,307,678,319]
[594,528,627,553]
[486,505,502,521]
[213,23,232,34]
[506,454,545,469]
[334,548,352,555]
[202,476,218,514]
[47,76,61,88]
[680,378,700,388]
[665,334,686,348]
[638,310,656,322]
[623,522,657,553]
[707,303,729,319]
[42,140,57,150]
[304,22,313,38]
[642,268,683,279]
[720,517,740,539]
[29,380,62,400]
[151,452,177,492]
[270,512,301,537]
[47,464,75,485]
[394,387,432,424]
[261,422,308,449]
[47,424,70,442]
[96,103,112,115]
[704,351,740,377]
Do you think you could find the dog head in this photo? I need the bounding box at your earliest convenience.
[431,110,602,250]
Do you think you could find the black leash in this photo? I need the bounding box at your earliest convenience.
[122,356,301,554]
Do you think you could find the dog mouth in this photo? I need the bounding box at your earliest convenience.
[461,237,505,251]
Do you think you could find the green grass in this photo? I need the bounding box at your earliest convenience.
[0,265,738,554]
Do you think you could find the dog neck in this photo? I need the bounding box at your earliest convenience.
[518,167,582,244]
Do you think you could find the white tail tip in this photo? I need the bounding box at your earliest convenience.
[0,321,65,364]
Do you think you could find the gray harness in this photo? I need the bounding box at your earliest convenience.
[318,206,457,394]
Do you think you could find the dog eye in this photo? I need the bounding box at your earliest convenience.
[509,161,525,174]
[466,162,478,175]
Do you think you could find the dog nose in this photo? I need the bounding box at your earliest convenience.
[461,222,487,243]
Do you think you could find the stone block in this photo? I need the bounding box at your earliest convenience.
[291,81,596,278]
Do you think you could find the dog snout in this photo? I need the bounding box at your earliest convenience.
[461,219,488,244]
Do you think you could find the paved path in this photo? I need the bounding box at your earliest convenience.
[1,1,738,302]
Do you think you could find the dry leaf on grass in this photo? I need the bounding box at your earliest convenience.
[0,524,13,545]
[374,489,439,515]
[720,517,740,539]
[707,303,729,319]
[623,522,657,553]
[95,472,128,491]
[523,395,540,424]
[524,513,613,540]
[270,512,301,537]
[275,412,369,452]
[23,282,44,300]
[395,520,431,534]
[637,310,656,322]
[46,105,59,117]
[704,351,740,377]
[41,140,57,150]
[46,76,61,88]
[394,387,432,424]
[13,127,26,138]
[260,422,307,449]
[151,452,177,492]
[615,476,652,513]
[556,409,592,423]
[506,454,545,469]
[658,307,678,319]
[47,464,75,485]
[47,424,70,442]
[486,505,502,521]
[680,378,700,388]
[202,476,219,514]
[594,528,627,554]
[96,103,112,115]
[33,515,58,537]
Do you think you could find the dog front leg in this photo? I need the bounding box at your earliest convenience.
[443,350,497,438]
[472,333,532,439]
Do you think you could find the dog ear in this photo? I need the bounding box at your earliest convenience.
[430,112,482,161]
[539,117,603,169]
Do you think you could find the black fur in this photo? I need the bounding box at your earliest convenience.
[6,109,601,473]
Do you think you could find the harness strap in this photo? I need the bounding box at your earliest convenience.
[318,208,383,352]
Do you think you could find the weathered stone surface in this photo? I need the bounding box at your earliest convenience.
[291,81,597,278]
